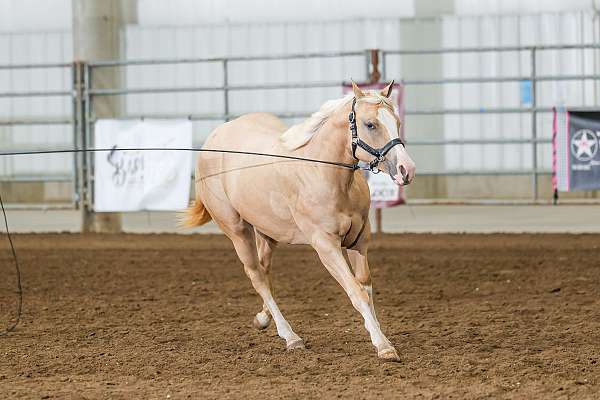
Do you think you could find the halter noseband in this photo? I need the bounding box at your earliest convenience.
[348,97,405,173]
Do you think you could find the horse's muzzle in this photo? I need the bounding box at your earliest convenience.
[393,158,415,186]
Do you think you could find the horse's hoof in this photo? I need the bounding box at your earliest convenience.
[252,312,270,330]
[378,347,400,362]
[286,339,305,351]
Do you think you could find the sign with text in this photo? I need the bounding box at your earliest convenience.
[94,119,192,211]
[553,109,600,192]
[342,82,406,207]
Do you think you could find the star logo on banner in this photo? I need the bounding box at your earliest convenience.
[571,129,599,162]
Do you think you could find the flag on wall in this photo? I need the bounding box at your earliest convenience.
[553,108,600,192]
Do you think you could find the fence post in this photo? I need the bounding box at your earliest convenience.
[368,49,381,83]
[223,59,229,121]
[368,49,384,234]
[531,47,538,201]
[381,51,386,81]
[72,61,83,210]
[82,62,91,221]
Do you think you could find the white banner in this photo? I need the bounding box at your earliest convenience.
[367,172,402,203]
[93,119,192,212]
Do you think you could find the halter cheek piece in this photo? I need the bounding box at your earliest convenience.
[348,97,405,173]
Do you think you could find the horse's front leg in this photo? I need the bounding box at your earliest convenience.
[311,232,399,361]
[346,247,379,331]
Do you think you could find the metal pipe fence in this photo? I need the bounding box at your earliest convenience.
[381,44,600,200]
[2,44,599,208]
[82,51,367,209]
[0,61,76,209]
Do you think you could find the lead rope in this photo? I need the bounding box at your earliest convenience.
[0,147,362,170]
[0,146,368,336]
[0,192,22,337]
[1,95,412,335]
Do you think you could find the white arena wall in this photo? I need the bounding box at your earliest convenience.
[1,8,599,201]
[123,12,600,173]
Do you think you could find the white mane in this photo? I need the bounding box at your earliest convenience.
[279,92,394,150]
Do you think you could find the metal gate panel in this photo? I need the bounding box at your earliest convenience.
[0,30,74,208]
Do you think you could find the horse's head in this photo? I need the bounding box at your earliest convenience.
[350,81,416,185]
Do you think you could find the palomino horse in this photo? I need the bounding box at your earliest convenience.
[182,81,416,361]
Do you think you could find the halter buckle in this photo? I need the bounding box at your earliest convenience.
[368,154,385,173]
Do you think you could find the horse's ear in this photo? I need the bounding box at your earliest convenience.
[380,80,395,98]
[351,79,365,98]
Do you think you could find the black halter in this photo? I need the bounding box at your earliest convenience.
[348,97,405,173]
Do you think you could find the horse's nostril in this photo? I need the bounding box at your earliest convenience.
[399,165,407,180]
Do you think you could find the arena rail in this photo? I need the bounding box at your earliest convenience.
[80,51,368,210]
[0,61,78,209]
[2,44,600,209]
[382,44,600,200]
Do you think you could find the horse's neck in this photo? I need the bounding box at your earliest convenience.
[301,116,355,187]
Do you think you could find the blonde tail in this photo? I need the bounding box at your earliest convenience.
[179,199,212,228]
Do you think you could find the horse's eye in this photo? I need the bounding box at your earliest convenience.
[365,122,376,130]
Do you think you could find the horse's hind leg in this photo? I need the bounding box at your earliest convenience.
[222,220,303,350]
[252,230,277,330]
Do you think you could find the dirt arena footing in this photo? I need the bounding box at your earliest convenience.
[1,233,599,399]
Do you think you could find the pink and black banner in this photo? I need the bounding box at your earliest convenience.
[553,108,600,192]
